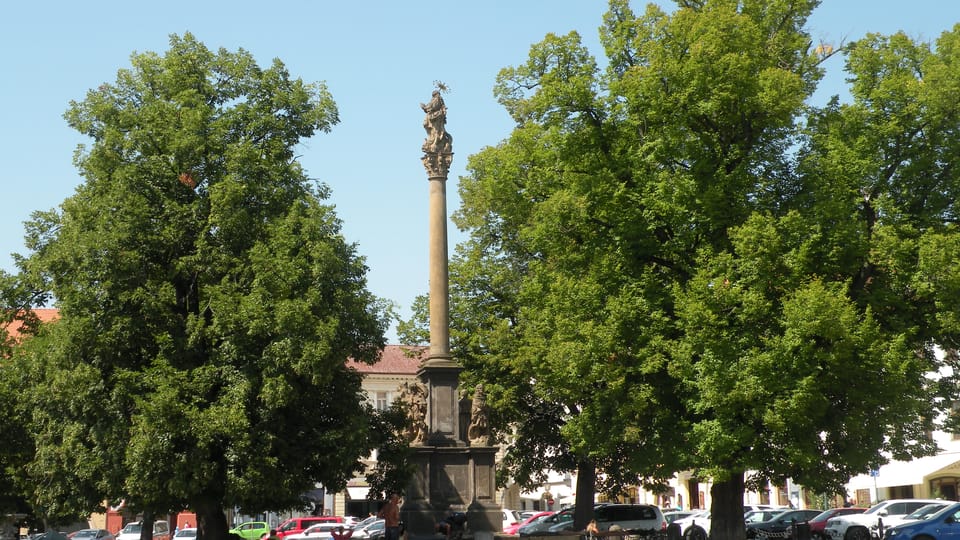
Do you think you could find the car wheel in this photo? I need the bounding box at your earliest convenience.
[687,526,708,540]
[846,527,870,540]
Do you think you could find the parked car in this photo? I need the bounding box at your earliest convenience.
[32,533,68,540]
[351,520,385,540]
[277,518,344,539]
[745,509,823,539]
[504,512,554,535]
[664,511,696,525]
[746,509,790,524]
[71,530,114,540]
[680,511,711,540]
[284,524,343,540]
[809,508,867,540]
[871,502,951,539]
[885,502,960,540]
[173,529,196,540]
[519,507,575,536]
[503,509,522,531]
[745,506,782,515]
[229,522,270,540]
[117,522,170,540]
[548,504,666,534]
[672,510,710,538]
[349,517,378,532]
[825,499,945,540]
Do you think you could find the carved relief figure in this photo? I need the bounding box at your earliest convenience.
[467,384,491,446]
[398,381,428,445]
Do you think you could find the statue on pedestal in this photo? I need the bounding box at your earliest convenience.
[421,87,453,177]
[467,384,491,446]
[398,381,428,445]
[421,90,453,155]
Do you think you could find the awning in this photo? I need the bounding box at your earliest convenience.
[519,486,547,500]
[346,486,371,500]
[847,452,960,489]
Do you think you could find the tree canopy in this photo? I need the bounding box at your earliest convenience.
[399,1,960,537]
[1,33,391,538]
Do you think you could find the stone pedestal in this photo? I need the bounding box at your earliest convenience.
[420,357,461,446]
[401,445,501,538]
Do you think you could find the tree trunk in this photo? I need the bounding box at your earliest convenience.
[572,459,597,531]
[195,498,230,540]
[140,512,155,540]
[709,473,746,540]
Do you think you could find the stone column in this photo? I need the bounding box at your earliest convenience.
[427,171,451,361]
[418,89,460,445]
[404,89,500,540]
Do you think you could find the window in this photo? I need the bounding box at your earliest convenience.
[375,391,389,411]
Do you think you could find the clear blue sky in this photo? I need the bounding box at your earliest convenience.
[2,1,959,342]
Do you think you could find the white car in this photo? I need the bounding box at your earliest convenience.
[825,499,944,540]
[351,520,384,540]
[116,522,170,540]
[502,509,521,531]
[679,512,711,540]
[284,524,342,540]
[548,504,666,533]
[173,529,197,540]
[869,502,949,539]
[664,511,697,525]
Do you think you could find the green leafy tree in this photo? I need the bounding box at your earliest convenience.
[403,1,960,538]
[7,33,390,540]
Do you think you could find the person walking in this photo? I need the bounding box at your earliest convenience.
[378,493,401,540]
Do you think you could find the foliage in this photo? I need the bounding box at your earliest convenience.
[363,398,419,501]
[3,33,391,536]
[400,0,960,537]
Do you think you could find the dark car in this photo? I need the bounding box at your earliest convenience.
[72,530,115,540]
[746,509,790,525]
[746,510,824,539]
[809,508,867,540]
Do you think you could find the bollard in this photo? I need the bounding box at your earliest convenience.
[792,522,811,540]
[667,523,681,540]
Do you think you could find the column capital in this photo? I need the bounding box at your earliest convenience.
[422,151,454,178]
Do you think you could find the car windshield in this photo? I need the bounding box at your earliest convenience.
[73,532,98,539]
[906,504,944,519]
[176,531,196,538]
[121,525,142,534]
[810,511,838,523]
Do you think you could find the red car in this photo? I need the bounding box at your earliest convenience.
[276,517,344,539]
[810,508,867,540]
[504,512,554,535]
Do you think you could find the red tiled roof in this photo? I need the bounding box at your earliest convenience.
[2,308,59,341]
[348,345,426,374]
[4,308,422,374]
